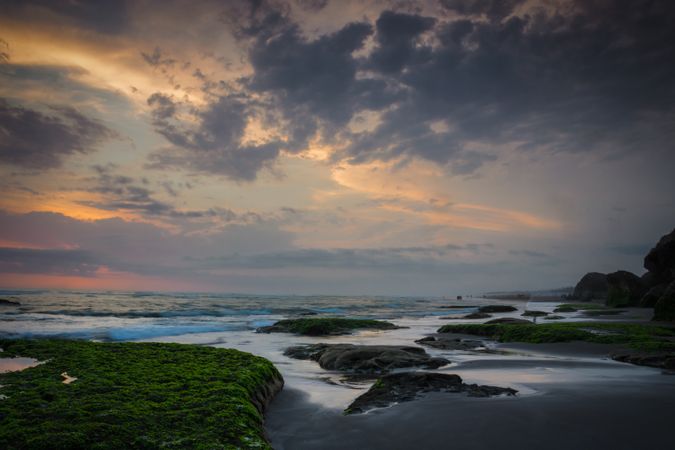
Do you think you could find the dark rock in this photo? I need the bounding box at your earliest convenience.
[654,280,675,322]
[456,295,463,300]
[582,309,626,316]
[0,298,20,306]
[641,271,658,289]
[554,305,577,312]
[644,228,675,284]
[283,344,449,374]
[521,310,548,317]
[439,305,481,309]
[345,372,517,414]
[449,312,492,320]
[611,351,675,371]
[572,272,608,301]
[415,335,484,351]
[605,270,647,307]
[640,284,668,307]
[544,315,564,320]
[478,305,517,313]
[485,318,532,324]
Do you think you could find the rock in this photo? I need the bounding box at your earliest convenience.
[553,305,577,312]
[521,310,548,317]
[439,305,481,309]
[653,280,675,322]
[582,309,626,316]
[572,272,608,301]
[644,228,675,284]
[640,284,668,307]
[453,312,491,319]
[544,315,564,320]
[641,271,658,289]
[456,295,463,300]
[605,270,647,307]
[415,335,484,351]
[0,298,20,306]
[256,318,399,336]
[611,351,675,371]
[478,305,517,313]
[345,372,517,414]
[485,318,532,324]
[284,344,449,374]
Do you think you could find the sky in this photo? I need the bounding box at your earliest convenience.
[0,0,674,296]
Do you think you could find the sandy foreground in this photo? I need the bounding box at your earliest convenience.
[265,341,675,450]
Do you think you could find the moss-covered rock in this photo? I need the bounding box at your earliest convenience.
[256,318,399,335]
[437,322,675,351]
[0,339,283,449]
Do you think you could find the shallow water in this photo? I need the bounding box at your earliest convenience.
[0,289,664,411]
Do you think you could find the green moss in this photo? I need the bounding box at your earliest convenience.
[437,322,675,351]
[259,318,399,336]
[0,339,282,449]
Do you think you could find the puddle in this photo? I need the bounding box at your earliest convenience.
[0,357,42,373]
[61,372,77,384]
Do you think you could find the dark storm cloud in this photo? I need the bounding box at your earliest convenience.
[0,0,130,34]
[245,17,401,150]
[0,99,117,169]
[338,0,675,171]
[367,11,436,74]
[0,247,99,276]
[146,93,283,181]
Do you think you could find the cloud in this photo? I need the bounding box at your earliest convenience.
[439,0,526,21]
[245,16,399,150]
[146,93,283,181]
[0,247,98,276]
[81,164,239,220]
[0,0,131,34]
[0,98,117,169]
[340,2,675,170]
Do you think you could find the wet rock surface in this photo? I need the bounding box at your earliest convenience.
[284,344,449,374]
[345,372,518,414]
[485,318,532,324]
[611,351,675,371]
[0,298,20,306]
[415,335,485,351]
[572,272,609,301]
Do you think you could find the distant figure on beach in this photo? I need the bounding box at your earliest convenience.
[457,295,463,300]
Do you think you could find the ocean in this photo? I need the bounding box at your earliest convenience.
[0,289,656,411]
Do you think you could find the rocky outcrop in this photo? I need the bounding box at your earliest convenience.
[458,312,492,319]
[345,372,517,414]
[572,272,608,301]
[640,284,668,307]
[644,228,675,284]
[605,270,647,307]
[521,310,548,317]
[653,280,675,321]
[0,298,20,306]
[478,305,517,313]
[611,351,675,371]
[415,335,485,351]
[485,317,532,324]
[284,344,449,374]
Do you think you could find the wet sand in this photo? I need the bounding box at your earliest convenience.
[267,376,675,450]
[265,340,675,450]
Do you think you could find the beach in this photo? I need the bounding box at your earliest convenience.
[1,290,674,448]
